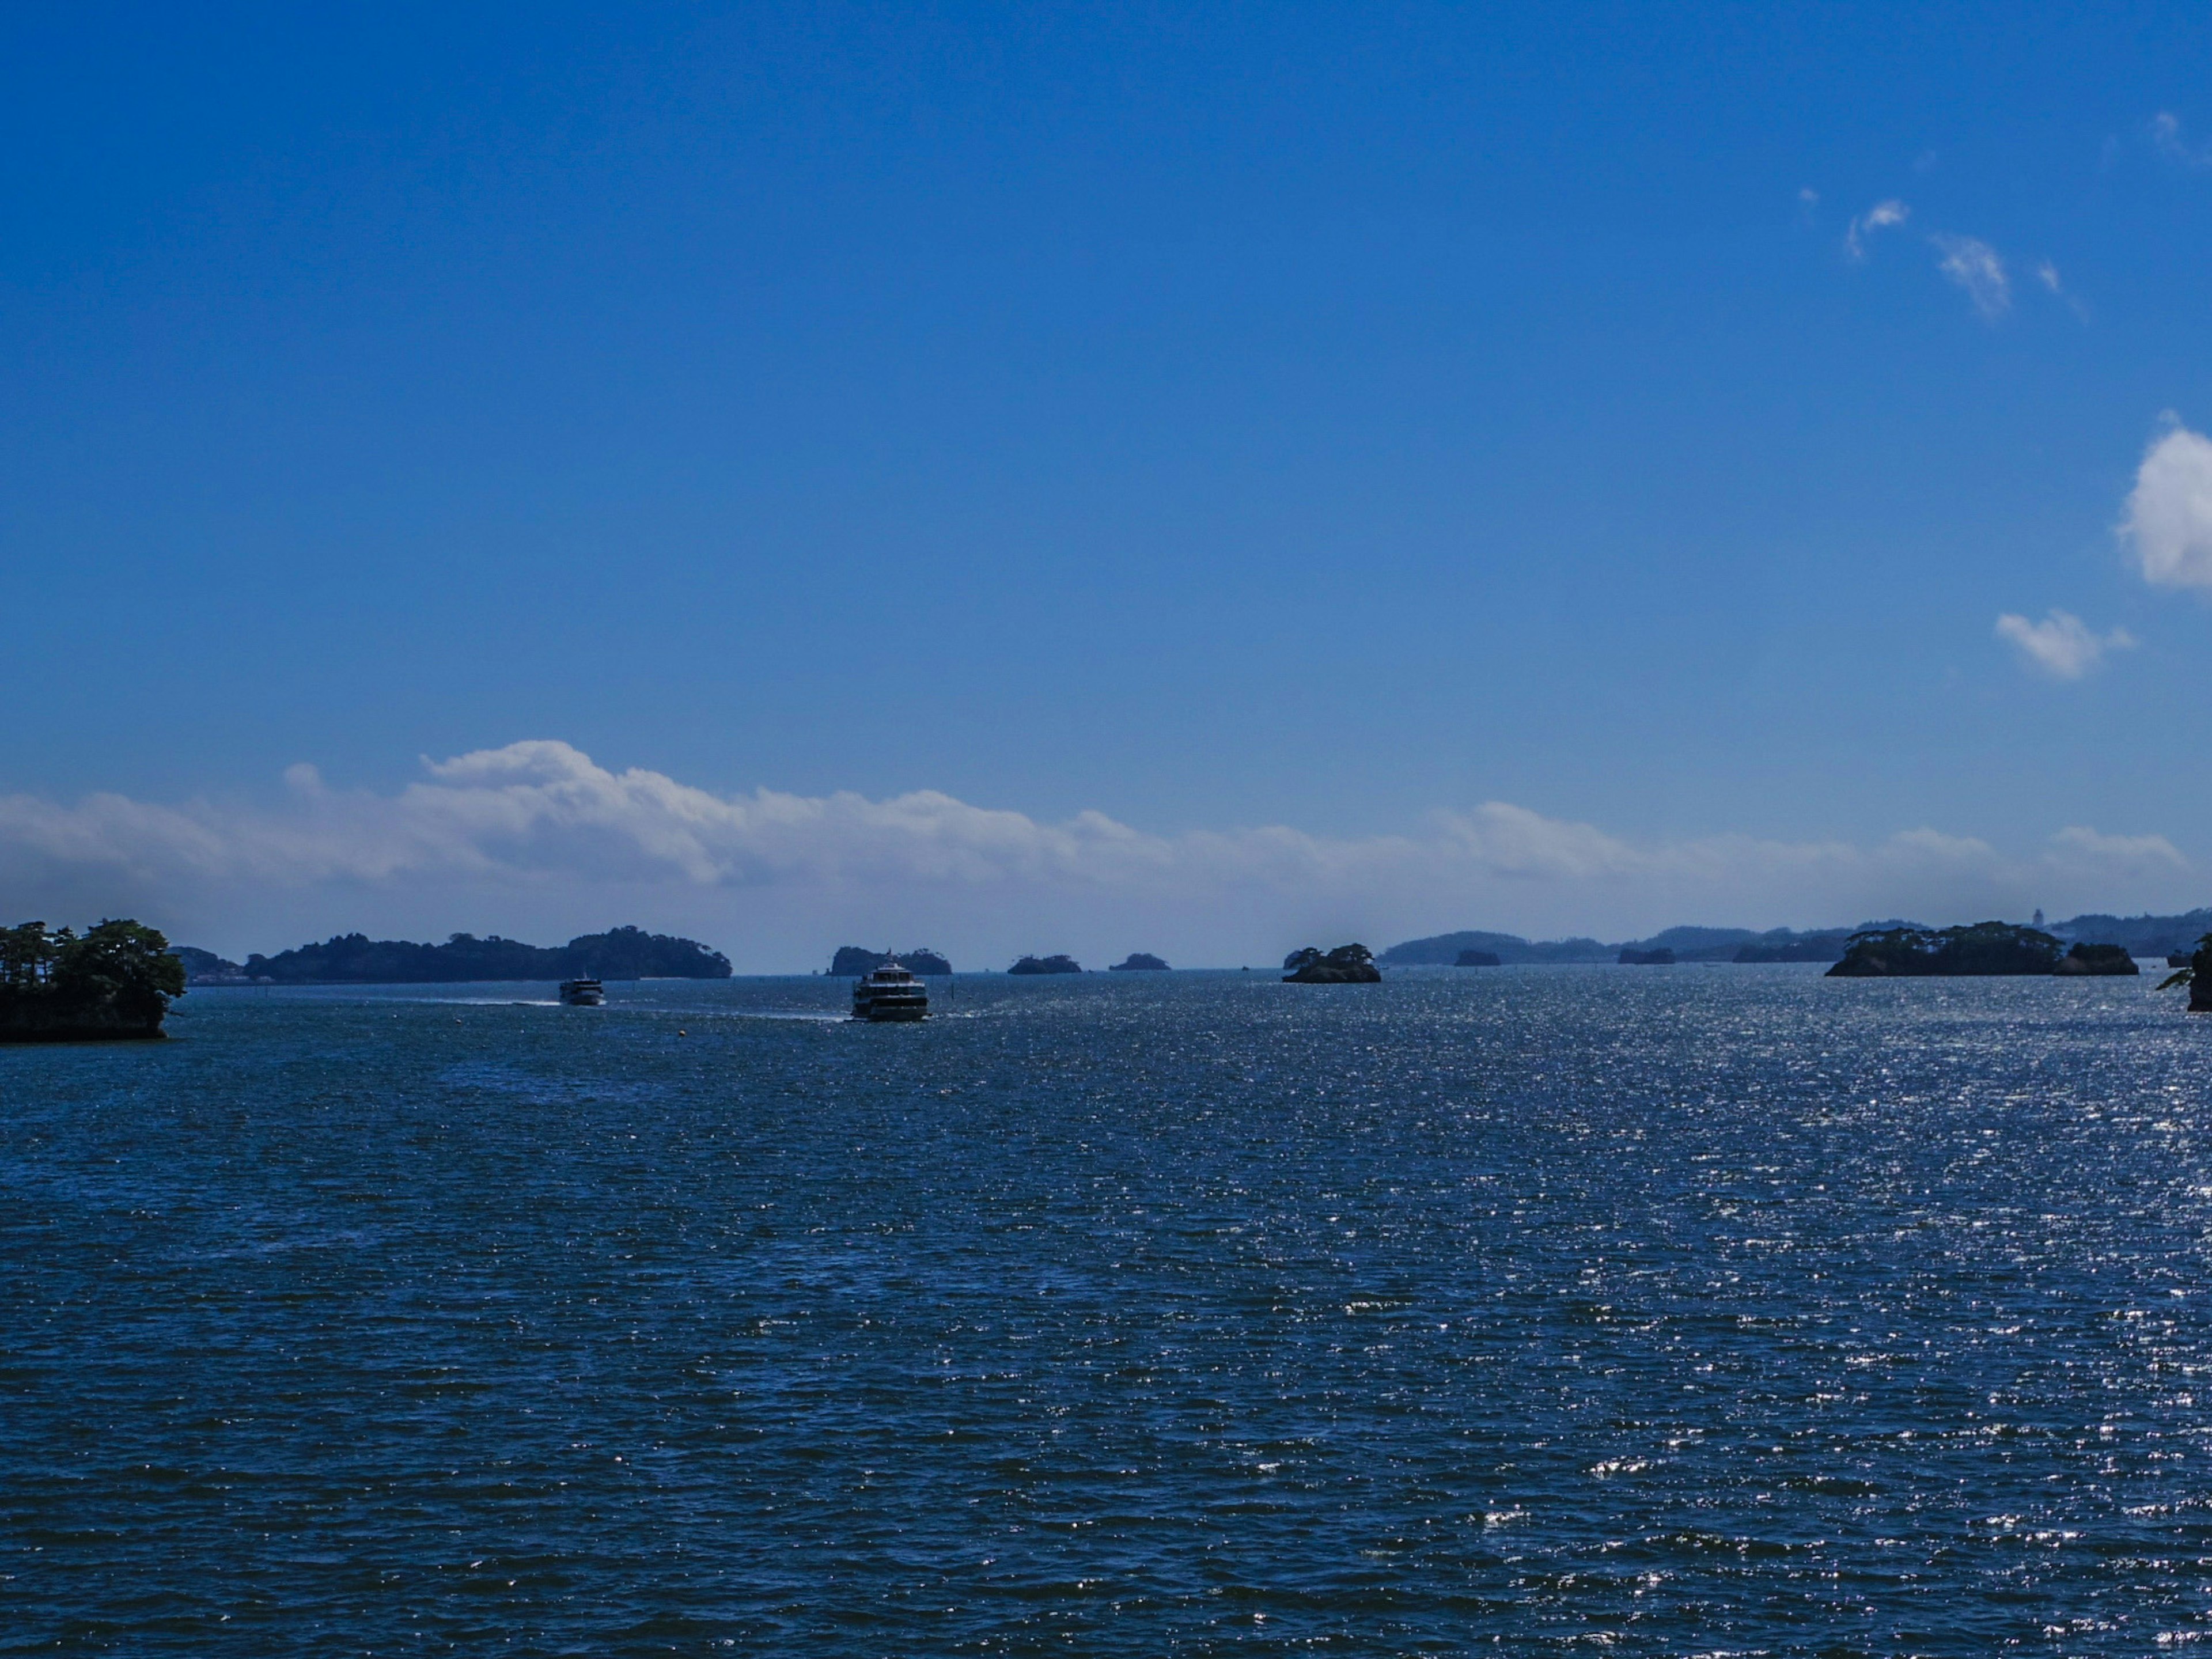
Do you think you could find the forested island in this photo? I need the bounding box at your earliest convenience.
[829,947,952,976]
[1,919,185,1041]
[1827,923,2141,978]
[232,926,731,984]
[1283,944,1381,983]
[1108,954,1170,971]
[1009,955,1082,975]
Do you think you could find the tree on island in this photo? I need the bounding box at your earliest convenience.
[0,919,187,1040]
[2158,934,2212,1011]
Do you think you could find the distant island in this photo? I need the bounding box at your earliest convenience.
[1009,955,1082,974]
[1454,949,1501,967]
[1827,923,2142,978]
[830,947,952,976]
[230,926,732,984]
[2046,908,2212,959]
[1619,946,1675,965]
[1382,911,2212,967]
[1108,953,1169,971]
[1381,930,1609,965]
[174,945,253,984]
[1383,926,1853,965]
[2,919,185,1041]
[1732,933,1853,963]
[1283,944,1381,984]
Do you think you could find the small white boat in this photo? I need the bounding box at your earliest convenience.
[558,978,605,1006]
[851,960,928,1022]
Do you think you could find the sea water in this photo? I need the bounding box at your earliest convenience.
[3,965,2209,1654]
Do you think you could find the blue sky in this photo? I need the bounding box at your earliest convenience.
[7,3,2212,964]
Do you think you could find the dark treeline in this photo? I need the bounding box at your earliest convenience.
[241,926,731,983]
[1,919,185,1040]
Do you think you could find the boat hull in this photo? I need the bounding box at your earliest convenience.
[854,998,928,1022]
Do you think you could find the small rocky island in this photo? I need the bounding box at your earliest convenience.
[1829,922,2142,978]
[1108,953,1169,971]
[830,946,952,976]
[1009,955,1082,975]
[2053,943,2138,976]
[1283,944,1381,983]
[1,919,187,1042]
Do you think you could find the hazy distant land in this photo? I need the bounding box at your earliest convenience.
[1381,909,2212,968]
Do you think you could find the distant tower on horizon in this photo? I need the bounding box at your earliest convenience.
[2033,908,2046,928]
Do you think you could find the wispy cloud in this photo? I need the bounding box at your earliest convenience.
[2033,258,2089,320]
[1846,198,1909,260]
[1994,609,2135,679]
[1930,234,2009,320]
[2152,111,2212,168]
[0,743,2194,968]
[2123,419,2212,589]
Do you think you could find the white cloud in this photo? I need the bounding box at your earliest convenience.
[1930,234,2009,320]
[2049,825,2187,872]
[1846,198,1909,260]
[0,743,2196,970]
[1994,609,2135,679]
[2124,421,2212,589]
[2153,111,2212,168]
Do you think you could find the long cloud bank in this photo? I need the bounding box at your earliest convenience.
[0,741,2194,969]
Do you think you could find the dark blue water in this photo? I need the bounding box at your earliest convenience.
[4,965,2209,1654]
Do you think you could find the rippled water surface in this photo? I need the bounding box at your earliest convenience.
[5,965,2211,1654]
